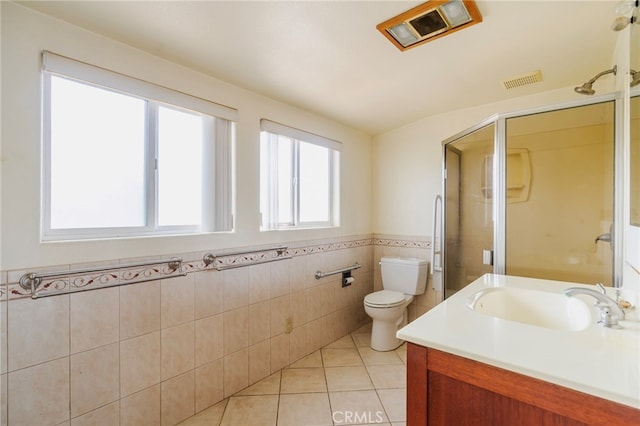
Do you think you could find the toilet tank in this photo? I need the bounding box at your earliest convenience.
[380,257,428,295]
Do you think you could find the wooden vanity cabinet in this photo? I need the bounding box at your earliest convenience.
[406,343,640,426]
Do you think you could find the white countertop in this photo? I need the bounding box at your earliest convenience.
[397,274,640,409]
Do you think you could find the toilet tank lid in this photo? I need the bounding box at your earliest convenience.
[380,257,427,266]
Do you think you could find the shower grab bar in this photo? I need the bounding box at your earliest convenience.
[202,245,290,271]
[431,195,443,274]
[315,263,361,280]
[19,257,184,299]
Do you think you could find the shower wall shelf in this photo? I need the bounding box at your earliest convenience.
[482,149,531,203]
[18,257,185,299]
[202,245,292,271]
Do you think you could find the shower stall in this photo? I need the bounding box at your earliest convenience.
[432,97,621,299]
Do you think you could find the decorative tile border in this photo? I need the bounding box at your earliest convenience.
[4,235,429,300]
[374,238,431,249]
[8,262,186,300]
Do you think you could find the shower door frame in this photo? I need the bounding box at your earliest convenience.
[439,93,624,299]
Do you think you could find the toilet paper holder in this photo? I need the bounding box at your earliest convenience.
[342,271,355,287]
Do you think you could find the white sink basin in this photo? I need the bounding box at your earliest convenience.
[467,287,593,331]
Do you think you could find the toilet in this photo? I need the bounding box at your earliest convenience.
[364,257,428,351]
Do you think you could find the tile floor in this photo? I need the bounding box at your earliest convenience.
[179,324,407,426]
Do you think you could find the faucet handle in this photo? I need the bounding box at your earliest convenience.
[595,283,606,295]
[595,302,622,328]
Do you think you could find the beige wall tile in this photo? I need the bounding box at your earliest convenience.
[270,260,290,298]
[270,333,289,373]
[161,274,195,329]
[223,348,248,398]
[120,385,161,426]
[71,343,119,418]
[305,319,323,354]
[289,255,306,293]
[223,268,248,311]
[195,313,223,367]
[248,301,270,345]
[194,270,223,319]
[320,283,334,318]
[8,358,69,426]
[0,301,6,375]
[289,326,306,364]
[120,281,161,340]
[270,294,290,337]
[321,314,336,348]
[223,307,248,356]
[289,291,306,329]
[121,331,161,397]
[71,287,119,354]
[195,359,223,413]
[0,373,5,426]
[334,280,351,311]
[305,286,323,322]
[70,401,119,426]
[161,371,195,426]
[161,322,195,381]
[248,340,270,385]
[8,295,69,371]
[305,253,327,289]
[248,263,270,304]
[333,309,349,339]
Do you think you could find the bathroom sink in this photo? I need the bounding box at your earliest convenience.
[467,287,593,331]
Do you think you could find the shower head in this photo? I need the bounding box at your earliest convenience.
[611,0,638,31]
[631,69,640,88]
[574,66,617,95]
[611,15,635,31]
[574,82,596,95]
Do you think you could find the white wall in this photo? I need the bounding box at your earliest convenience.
[0,2,373,270]
[372,87,589,236]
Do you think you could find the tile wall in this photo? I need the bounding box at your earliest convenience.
[0,234,434,426]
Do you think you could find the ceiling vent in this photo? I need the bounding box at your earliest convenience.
[502,70,543,90]
[377,1,483,51]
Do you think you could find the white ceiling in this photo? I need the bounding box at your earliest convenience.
[19,0,620,135]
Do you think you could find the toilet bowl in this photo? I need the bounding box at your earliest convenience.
[364,257,427,351]
[364,290,414,351]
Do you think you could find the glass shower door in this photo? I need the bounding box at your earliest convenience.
[443,123,495,297]
[504,101,615,285]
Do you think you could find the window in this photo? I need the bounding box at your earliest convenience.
[42,51,236,240]
[260,120,340,230]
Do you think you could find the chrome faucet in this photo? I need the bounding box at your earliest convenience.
[564,285,625,328]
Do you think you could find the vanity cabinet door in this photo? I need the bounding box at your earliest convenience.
[406,343,640,426]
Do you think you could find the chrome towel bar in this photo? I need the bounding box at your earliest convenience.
[202,246,290,271]
[19,257,184,299]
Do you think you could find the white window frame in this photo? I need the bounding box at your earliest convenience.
[260,119,340,230]
[41,51,237,240]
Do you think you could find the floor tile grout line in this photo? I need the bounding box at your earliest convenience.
[213,328,408,426]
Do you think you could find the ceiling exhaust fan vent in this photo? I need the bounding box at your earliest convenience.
[502,70,543,90]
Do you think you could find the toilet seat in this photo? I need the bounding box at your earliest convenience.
[364,290,406,308]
